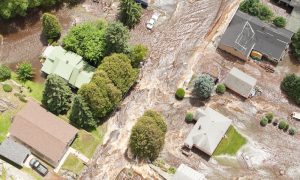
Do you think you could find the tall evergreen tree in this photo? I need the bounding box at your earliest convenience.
[42,74,72,114]
[70,95,96,129]
[120,0,142,28]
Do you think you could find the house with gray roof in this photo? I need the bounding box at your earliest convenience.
[184,107,232,156]
[219,10,294,62]
[41,46,95,89]
[0,137,30,167]
[172,164,206,180]
[224,67,257,98]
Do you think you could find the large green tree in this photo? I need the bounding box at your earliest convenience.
[42,74,72,114]
[104,22,130,56]
[239,0,273,21]
[42,13,61,41]
[129,111,167,161]
[193,74,215,99]
[78,70,122,120]
[120,0,142,28]
[0,0,62,19]
[99,53,138,94]
[63,21,107,66]
[69,95,96,129]
[292,29,300,61]
[281,74,300,105]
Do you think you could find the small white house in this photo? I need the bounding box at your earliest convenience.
[224,67,257,98]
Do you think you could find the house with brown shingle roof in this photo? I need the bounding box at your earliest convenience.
[9,101,78,167]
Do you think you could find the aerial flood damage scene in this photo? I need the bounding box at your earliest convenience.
[0,0,300,179]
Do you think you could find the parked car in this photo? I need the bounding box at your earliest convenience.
[292,112,300,121]
[146,13,160,30]
[135,0,148,8]
[30,158,48,176]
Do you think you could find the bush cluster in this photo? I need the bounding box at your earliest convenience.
[2,84,12,92]
[175,88,185,100]
[289,127,296,135]
[273,16,286,28]
[63,21,130,66]
[129,110,167,161]
[16,62,34,82]
[281,74,300,105]
[265,112,274,123]
[240,0,273,21]
[216,83,226,94]
[0,65,11,82]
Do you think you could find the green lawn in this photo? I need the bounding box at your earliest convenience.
[11,73,44,102]
[213,126,247,156]
[0,111,12,143]
[61,154,85,175]
[71,126,105,159]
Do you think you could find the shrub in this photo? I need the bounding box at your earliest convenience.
[129,111,167,161]
[273,16,286,28]
[185,112,194,122]
[289,127,296,135]
[260,117,268,126]
[240,0,273,21]
[42,13,61,41]
[193,74,215,99]
[175,88,185,100]
[284,123,289,131]
[292,29,300,61]
[42,74,72,115]
[278,120,287,129]
[216,83,226,94]
[128,44,148,68]
[167,166,176,174]
[265,112,274,123]
[16,62,34,82]
[2,84,12,92]
[0,65,11,82]
[281,74,300,105]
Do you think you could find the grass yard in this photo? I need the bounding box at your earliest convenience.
[0,112,11,143]
[22,167,43,180]
[61,154,85,175]
[213,126,247,156]
[71,125,106,159]
[11,73,44,102]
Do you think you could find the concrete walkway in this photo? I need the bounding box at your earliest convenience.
[69,148,89,163]
[53,148,72,173]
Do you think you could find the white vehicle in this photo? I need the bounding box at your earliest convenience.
[291,112,300,120]
[146,13,160,30]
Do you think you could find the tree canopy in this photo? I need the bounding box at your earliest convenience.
[0,0,62,19]
[99,53,138,94]
[240,0,273,21]
[63,21,107,66]
[128,44,148,68]
[273,16,286,28]
[42,74,72,114]
[281,74,300,105]
[129,110,167,161]
[292,29,300,61]
[16,61,34,82]
[69,95,96,129]
[104,22,130,56]
[193,74,215,99]
[120,0,142,28]
[42,13,61,41]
